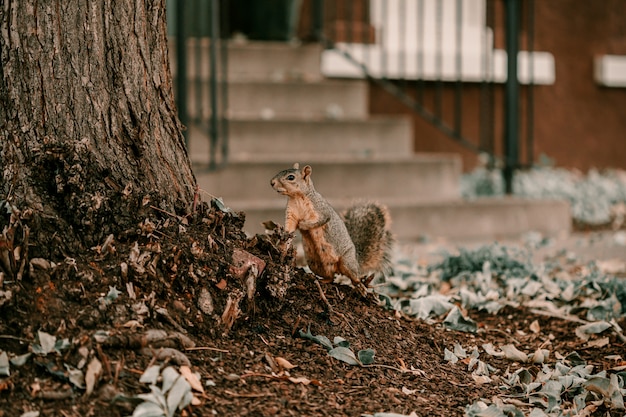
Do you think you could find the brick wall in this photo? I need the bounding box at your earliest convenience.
[370,0,626,171]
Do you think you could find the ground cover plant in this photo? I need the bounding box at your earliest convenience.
[0,192,625,417]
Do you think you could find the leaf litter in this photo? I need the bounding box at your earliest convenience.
[0,191,625,416]
[383,237,626,416]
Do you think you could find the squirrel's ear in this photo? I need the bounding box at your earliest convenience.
[292,162,300,170]
[302,165,312,181]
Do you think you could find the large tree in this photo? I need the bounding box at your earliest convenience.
[0,0,196,260]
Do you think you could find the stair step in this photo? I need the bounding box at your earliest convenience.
[186,116,413,162]
[222,197,571,241]
[186,80,368,120]
[194,156,461,202]
[169,40,323,82]
[228,42,323,81]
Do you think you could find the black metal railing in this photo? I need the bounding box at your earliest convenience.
[168,0,535,190]
[313,0,536,192]
[169,0,229,171]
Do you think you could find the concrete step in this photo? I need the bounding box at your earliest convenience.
[194,156,461,202]
[186,79,368,120]
[169,40,323,81]
[186,116,413,162]
[219,197,571,241]
[228,42,323,81]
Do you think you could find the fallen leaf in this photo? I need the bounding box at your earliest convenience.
[288,376,311,385]
[575,321,611,341]
[85,357,102,396]
[139,365,161,385]
[298,327,333,351]
[482,343,504,357]
[530,348,550,364]
[180,365,204,393]
[529,320,541,334]
[443,307,477,333]
[471,374,492,384]
[229,248,266,279]
[34,330,56,355]
[275,357,297,370]
[587,337,610,348]
[501,344,528,362]
[0,351,9,377]
[357,349,375,365]
[328,346,360,366]
[443,348,458,364]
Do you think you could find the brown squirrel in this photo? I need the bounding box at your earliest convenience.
[270,163,393,295]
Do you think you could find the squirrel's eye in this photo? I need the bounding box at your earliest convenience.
[286,174,295,181]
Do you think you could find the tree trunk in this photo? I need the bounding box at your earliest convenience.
[0,0,195,258]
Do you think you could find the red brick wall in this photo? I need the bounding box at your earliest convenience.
[369,0,626,171]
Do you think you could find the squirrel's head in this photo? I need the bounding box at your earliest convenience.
[270,163,313,196]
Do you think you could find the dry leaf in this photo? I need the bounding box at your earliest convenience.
[180,365,204,393]
[275,357,297,370]
[530,348,550,364]
[501,344,528,362]
[264,353,278,373]
[402,386,418,395]
[229,249,266,279]
[288,376,311,385]
[529,320,540,334]
[85,357,102,396]
[471,374,492,384]
[587,337,610,348]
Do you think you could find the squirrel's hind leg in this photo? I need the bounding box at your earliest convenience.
[338,258,368,297]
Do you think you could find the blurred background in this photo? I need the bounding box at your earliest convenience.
[164,0,626,241]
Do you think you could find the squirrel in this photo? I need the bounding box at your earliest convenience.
[270,163,393,295]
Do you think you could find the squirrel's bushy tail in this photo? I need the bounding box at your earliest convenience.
[342,202,393,277]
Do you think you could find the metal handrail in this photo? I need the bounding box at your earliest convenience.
[314,0,535,192]
[173,0,228,171]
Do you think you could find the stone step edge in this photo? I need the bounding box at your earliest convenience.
[225,197,572,241]
[221,115,412,123]
[192,153,461,166]
[209,196,566,212]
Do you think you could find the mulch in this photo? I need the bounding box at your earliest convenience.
[0,200,623,417]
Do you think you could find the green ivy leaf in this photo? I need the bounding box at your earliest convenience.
[298,327,333,351]
[328,346,360,366]
[333,336,350,348]
[357,349,375,365]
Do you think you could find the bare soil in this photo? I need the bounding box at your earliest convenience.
[0,202,623,417]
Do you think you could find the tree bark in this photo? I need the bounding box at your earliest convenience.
[0,0,195,258]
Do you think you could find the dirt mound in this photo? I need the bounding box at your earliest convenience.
[0,200,623,416]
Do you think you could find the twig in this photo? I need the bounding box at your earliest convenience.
[0,335,29,342]
[224,390,275,398]
[16,226,29,281]
[528,308,587,324]
[610,320,626,343]
[155,307,187,334]
[38,388,73,400]
[113,356,123,386]
[197,188,218,200]
[361,364,425,375]
[486,328,521,345]
[314,280,338,316]
[530,308,626,343]
[185,346,230,353]
[314,280,351,328]
[240,372,276,380]
[149,205,181,221]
